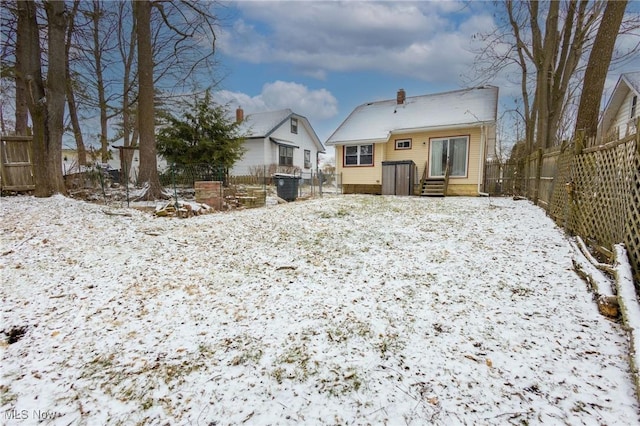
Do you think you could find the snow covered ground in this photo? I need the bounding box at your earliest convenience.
[1,194,638,425]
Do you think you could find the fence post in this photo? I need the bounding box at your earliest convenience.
[530,149,542,205]
[575,129,585,155]
[171,163,179,209]
[124,153,130,208]
[98,165,107,204]
[263,165,267,205]
[636,117,640,155]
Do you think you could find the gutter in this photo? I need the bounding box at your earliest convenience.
[326,122,494,146]
[390,121,492,137]
[477,124,489,197]
[325,137,388,146]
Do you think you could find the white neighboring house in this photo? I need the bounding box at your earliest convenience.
[61,147,168,183]
[600,71,640,142]
[231,108,325,176]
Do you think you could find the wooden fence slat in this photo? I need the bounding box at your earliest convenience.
[1,136,35,192]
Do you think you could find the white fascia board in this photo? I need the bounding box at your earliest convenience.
[326,122,495,146]
[325,137,389,146]
[390,121,493,136]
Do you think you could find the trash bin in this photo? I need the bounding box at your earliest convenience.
[273,173,300,201]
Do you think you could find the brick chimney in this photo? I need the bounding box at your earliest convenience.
[236,107,244,123]
[397,88,406,105]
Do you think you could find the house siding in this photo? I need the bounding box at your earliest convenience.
[231,138,266,176]
[336,126,487,195]
[336,143,385,184]
[612,90,638,138]
[233,116,323,175]
[270,123,320,171]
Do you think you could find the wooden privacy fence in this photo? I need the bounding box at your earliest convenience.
[485,132,640,286]
[1,136,34,191]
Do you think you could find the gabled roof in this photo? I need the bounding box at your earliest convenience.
[601,71,640,134]
[238,108,325,153]
[239,109,293,138]
[622,71,640,94]
[326,86,499,146]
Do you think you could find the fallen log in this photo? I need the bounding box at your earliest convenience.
[613,244,640,403]
[103,210,132,217]
[576,236,616,275]
[570,239,615,298]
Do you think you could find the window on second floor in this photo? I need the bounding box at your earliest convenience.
[291,117,298,134]
[632,95,638,119]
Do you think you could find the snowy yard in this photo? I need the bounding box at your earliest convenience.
[1,194,638,425]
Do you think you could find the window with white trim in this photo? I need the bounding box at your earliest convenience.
[429,136,469,177]
[304,150,311,169]
[395,138,411,150]
[279,145,294,166]
[291,117,298,134]
[344,144,373,166]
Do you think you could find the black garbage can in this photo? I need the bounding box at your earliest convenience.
[274,173,300,201]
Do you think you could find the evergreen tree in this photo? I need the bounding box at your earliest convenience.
[157,90,246,176]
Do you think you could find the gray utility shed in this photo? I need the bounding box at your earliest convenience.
[382,160,415,196]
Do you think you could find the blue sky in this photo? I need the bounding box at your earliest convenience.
[209,0,640,161]
[211,1,498,153]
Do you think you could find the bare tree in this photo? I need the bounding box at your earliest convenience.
[67,0,121,163]
[66,0,87,166]
[514,0,600,150]
[134,0,163,200]
[0,2,28,135]
[470,1,637,154]
[88,1,114,162]
[114,1,138,180]
[16,0,67,196]
[574,0,628,140]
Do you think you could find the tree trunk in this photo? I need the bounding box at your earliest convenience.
[66,84,87,167]
[13,2,29,136]
[119,1,137,182]
[574,0,628,140]
[134,0,163,200]
[43,0,68,195]
[534,0,560,150]
[90,0,110,163]
[16,1,49,196]
[14,67,29,135]
[66,0,87,167]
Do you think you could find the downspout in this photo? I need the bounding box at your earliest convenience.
[477,124,489,197]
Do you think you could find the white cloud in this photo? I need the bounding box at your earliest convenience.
[215,80,338,120]
[218,1,494,85]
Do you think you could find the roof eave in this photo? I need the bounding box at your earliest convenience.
[325,137,389,146]
[327,121,496,146]
[600,76,630,133]
[390,121,495,136]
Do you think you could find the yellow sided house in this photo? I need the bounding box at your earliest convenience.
[326,87,498,196]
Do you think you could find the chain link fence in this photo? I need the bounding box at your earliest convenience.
[67,162,342,209]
